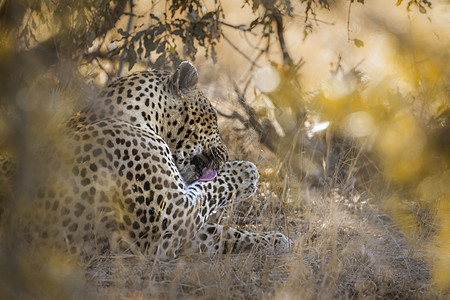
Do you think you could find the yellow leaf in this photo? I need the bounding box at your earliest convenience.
[353,38,364,48]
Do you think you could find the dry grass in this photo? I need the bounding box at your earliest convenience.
[77,172,436,299]
[1,112,446,300]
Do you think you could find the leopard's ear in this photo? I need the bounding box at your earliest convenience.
[170,61,198,95]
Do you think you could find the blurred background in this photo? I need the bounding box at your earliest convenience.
[0,0,449,298]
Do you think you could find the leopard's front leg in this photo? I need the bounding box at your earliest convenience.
[196,160,260,211]
[184,224,292,255]
[155,161,259,259]
[180,161,291,256]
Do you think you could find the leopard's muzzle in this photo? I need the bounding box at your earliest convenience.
[190,146,228,180]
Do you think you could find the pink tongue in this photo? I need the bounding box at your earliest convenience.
[198,169,217,182]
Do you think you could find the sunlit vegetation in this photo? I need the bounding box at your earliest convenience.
[1,0,448,298]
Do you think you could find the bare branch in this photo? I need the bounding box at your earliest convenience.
[231,81,278,152]
[216,110,249,126]
[222,33,262,68]
[269,7,293,65]
[220,21,255,33]
[239,49,265,86]
[347,1,352,41]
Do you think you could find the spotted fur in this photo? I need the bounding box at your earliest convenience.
[13,62,290,259]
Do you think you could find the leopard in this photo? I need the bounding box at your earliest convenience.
[5,61,290,260]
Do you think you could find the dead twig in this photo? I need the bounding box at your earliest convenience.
[231,81,277,152]
[220,21,255,33]
[222,33,262,68]
[217,111,249,127]
[269,7,292,65]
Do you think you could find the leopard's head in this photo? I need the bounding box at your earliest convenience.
[165,61,229,184]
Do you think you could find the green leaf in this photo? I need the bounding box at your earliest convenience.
[156,41,167,54]
[353,38,364,48]
[143,35,157,57]
[423,0,432,8]
[117,28,130,37]
[137,42,143,59]
[127,45,137,70]
[154,53,166,69]
[150,13,160,21]
[154,24,166,35]
[109,47,121,56]
[250,17,260,29]
[171,29,184,36]
[202,12,215,20]
[418,5,426,14]
[406,2,412,11]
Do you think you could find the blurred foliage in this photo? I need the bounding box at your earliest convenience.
[117,0,224,70]
[1,0,448,294]
[3,0,128,59]
[279,37,449,292]
[261,27,448,290]
[3,0,433,71]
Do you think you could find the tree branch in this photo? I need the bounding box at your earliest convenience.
[231,81,277,152]
[216,110,249,126]
[222,33,262,68]
[347,1,352,41]
[219,21,254,33]
[269,7,293,65]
